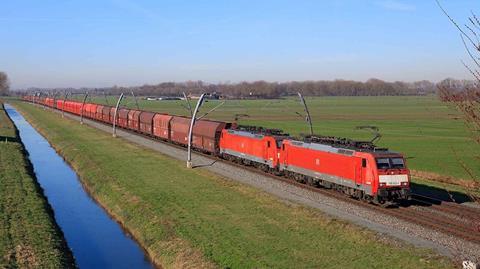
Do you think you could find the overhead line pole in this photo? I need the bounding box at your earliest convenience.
[103,90,110,106]
[62,90,69,118]
[131,91,140,110]
[196,101,225,120]
[183,92,193,117]
[80,92,89,125]
[297,92,314,136]
[42,90,47,110]
[187,93,206,168]
[112,93,124,137]
[53,91,58,108]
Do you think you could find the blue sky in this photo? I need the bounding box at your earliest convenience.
[0,0,477,89]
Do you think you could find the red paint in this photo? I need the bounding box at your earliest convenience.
[219,130,280,167]
[153,114,172,140]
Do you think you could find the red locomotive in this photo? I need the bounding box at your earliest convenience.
[24,96,410,204]
[279,136,409,204]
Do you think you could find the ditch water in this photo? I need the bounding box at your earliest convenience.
[5,104,155,269]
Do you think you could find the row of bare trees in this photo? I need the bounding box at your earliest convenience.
[109,78,439,98]
[21,78,442,99]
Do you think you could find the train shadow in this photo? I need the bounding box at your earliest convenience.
[192,160,217,169]
[410,181,476,205]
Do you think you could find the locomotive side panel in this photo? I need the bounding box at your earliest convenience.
[220,130,279,168]
[281,140,372,195]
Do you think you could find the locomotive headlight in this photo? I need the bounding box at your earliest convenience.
[379,182,386,187]
[401,182,409,186]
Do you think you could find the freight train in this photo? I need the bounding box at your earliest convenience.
[23,96,411,205]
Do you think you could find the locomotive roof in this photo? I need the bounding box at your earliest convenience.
[230,125,401,155]
[290,134,400,155]
[232,125,290,139]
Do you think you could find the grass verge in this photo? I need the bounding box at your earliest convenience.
[0,102,75,268]
[13,101,455,269]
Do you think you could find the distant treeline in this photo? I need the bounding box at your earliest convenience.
[110,79,437,98]
[18,78,476,99]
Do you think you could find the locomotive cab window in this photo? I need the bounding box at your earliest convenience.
[267,141,271,148]
[375,158,390,169]
[390,158,405,169]
[362,159,367,168]
[375,158,405,169]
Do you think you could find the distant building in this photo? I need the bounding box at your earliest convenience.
[145,96,181,101]
[187,93,202,100]
[187,93,220,100]
[158,97,181,100]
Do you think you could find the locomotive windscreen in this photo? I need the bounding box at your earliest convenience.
[390,158,405,168]
[376,158,405,169]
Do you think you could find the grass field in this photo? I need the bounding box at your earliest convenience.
[12,101,455,268]
[67,95,479,183]
[0,102,75,268]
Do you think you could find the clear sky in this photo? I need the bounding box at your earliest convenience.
[0,0,476,89]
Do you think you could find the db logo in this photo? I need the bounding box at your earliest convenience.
[462,260,477,269]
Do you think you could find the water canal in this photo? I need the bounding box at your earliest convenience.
[5,104,155,269]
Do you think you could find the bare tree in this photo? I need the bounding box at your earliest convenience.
[0,72,9,96]
[437,1,480,194]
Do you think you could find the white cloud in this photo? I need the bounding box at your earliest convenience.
[376,0,415,11]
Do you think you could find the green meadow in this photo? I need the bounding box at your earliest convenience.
[11,101,454,269]
[71,95,479,181]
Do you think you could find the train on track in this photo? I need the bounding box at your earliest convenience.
[23,96,411,205]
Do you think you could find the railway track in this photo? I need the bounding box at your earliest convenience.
[235,163,480,245]
[411,193,480,219]
[32,103,480,245]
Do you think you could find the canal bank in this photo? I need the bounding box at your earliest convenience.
[0,102,75,268]
[4,104,156,269]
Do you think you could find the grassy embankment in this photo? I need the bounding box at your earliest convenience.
[13,101,455,268]
[0,102,75,268]
[77,95,480,191]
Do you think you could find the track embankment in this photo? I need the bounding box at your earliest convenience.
[13,101,463,268]
[0,102,76,268]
